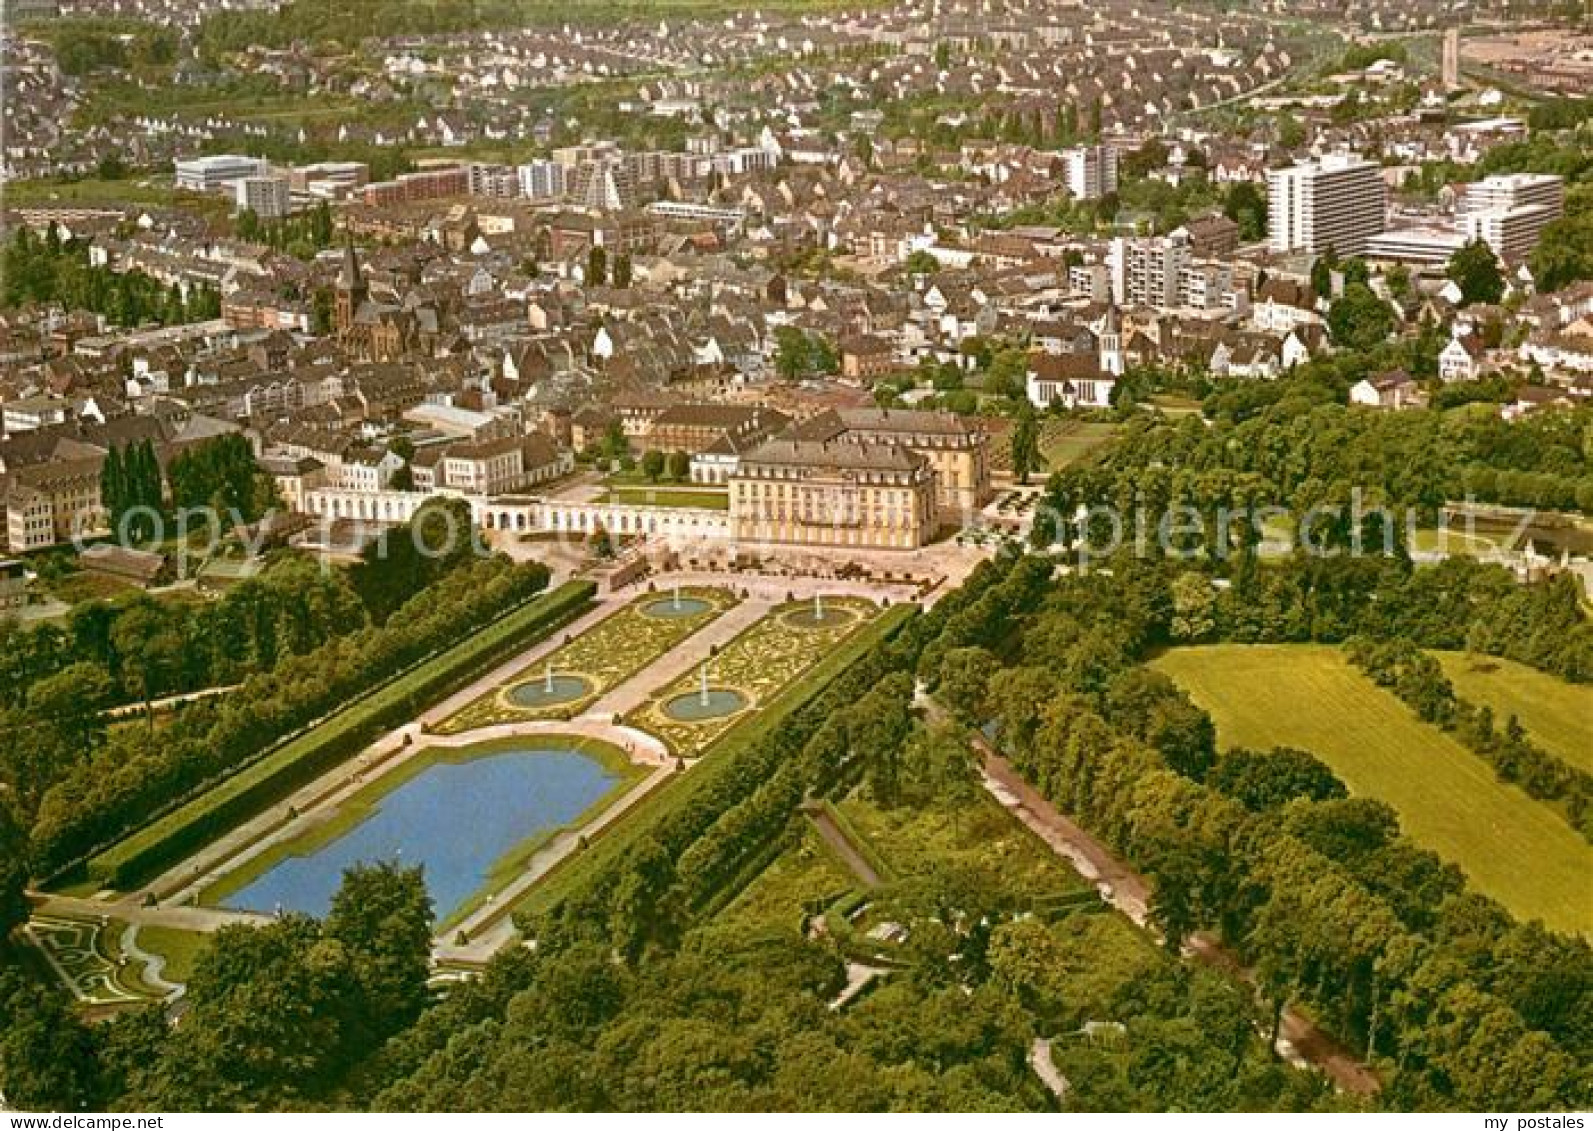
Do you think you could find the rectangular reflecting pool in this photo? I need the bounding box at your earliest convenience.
[221,743,619,922]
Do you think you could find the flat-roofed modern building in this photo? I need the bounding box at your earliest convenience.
[1267,154,1387,256]
[176,154,269,193]
[237,174,292,219]
[1458,174,1564,262]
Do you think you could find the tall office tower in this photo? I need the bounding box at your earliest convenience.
[1442,28,1461,91]
[1061,144,1119,201]
[1459,173,1565,262]
[1267,154,1387,256]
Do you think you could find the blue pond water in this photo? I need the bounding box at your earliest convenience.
[224,745,615,921]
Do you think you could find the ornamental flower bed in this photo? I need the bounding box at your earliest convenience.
[634,596,878,756]
[436,587,736,733]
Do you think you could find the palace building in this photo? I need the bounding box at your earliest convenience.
[783,407,991,522]
[728,439,937,551]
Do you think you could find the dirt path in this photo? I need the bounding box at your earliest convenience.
[976,738,1380,1097]
[804,805,881,888]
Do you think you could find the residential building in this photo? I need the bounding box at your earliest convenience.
[1061,144,1119,201]
[2,458,103,551]
[517,160,567,201]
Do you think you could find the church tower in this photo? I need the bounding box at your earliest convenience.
[1099,302,1123,377]
[334,237,366,334]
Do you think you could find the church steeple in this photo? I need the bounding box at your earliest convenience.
[1099,302,1123,377]
[334,236,366,334]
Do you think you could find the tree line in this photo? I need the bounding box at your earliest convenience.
[954,556,1590,1110]
[0,861,434,1110]
[4,225,221,328]
[1346,636,1593,839]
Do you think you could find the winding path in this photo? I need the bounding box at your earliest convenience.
[959,709,1381,1097]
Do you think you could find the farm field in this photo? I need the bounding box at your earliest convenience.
[1434,652,1593,773]
[1152,644,1593,937]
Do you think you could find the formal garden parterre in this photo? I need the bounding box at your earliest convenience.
[435,586,737,733]
[632,596,880,756]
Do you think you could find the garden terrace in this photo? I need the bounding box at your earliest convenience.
[435,586,736,733]
[514,603,915,924]
[631,596,880,756]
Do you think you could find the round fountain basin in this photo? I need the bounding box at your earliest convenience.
[507,674,593,709]
[784,606,858,630]
[663,688,749,721]
[643,596,712,619]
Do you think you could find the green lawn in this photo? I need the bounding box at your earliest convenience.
[1408,528,1511,556]
[1435,652,1593,773]
[838,790,1089,904]
[1153,644,1593,937]
[133,924,208,986]
[1038,419,1118,471]
[716,825,856,934]
[603,486,730,510]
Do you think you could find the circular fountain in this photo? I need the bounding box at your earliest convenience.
[663,688,748,720]
[784,592,856,629]
[506,666,593,709]
[643,590,712,619]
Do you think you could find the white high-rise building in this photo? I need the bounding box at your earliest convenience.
[176,154,269,193]
[1267,154,1387,256]
[1458,174,1563,263]
[1061,144,1119,201]
[236,174,291,219]
[1114,232,1191,308]
[517,160,567,201]
[1461,173,1563,215]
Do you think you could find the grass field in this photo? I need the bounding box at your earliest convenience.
[1038,419,1118,471]
[602,487,730,510]
[1434,652,1593,773]
[1152,644,1593,937]
[133,924,208,986]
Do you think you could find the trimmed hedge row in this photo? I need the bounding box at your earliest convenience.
[88,580,596,888]
[517,603,917,925]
